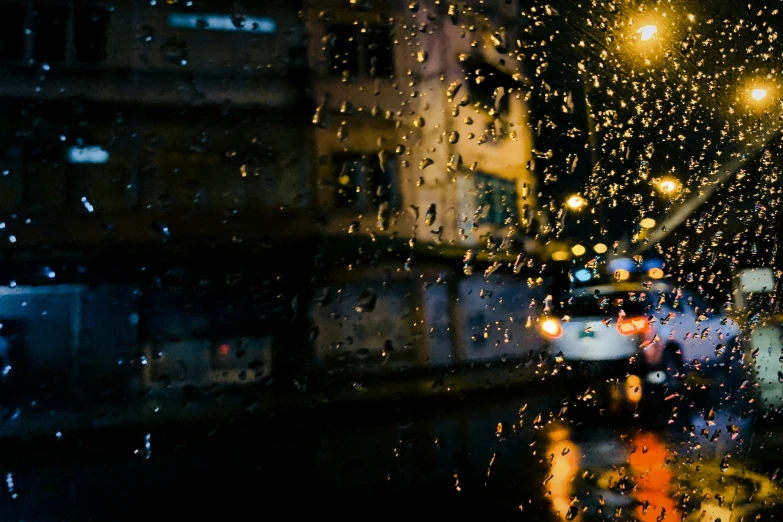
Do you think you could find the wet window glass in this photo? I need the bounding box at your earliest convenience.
[2,0,783,519]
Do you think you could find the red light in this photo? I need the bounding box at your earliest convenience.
[617,317,648,336]
[218,343,230,356]
[540,318,563,339]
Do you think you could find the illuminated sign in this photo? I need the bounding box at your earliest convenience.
[739,268,775,293]
[67,146,109,164]
[167,14,276,33]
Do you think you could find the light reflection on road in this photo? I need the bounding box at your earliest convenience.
[543,403,778,522]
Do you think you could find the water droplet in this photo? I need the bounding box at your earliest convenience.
[355,289,377,313]
[425,204,437,226]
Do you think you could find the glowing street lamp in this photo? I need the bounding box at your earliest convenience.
[566,195,586,210]
[751,88,768,102]
[740,82,775,111]
[656,177,680,196]
[638,25,657,41]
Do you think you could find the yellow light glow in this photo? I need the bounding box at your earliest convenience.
[566,195,586,210]
[648,267,664,279]
[638,25,657,41]
[593,243,608,254]
[656,177,680,196]
[626,374,643,404]
[541,319,558,335]
[640,217,656,229]
[687,14,695,22]
[552,251,571,261]
[751,88,768,101]
[541,318,562,338]
[546,433,579,521]
[572,244,586,256]
[614,269,630,281]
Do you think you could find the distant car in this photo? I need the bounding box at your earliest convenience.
[540,282,741,387]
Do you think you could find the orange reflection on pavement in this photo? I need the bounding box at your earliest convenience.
[546,427,580,521]
[629,433,681,522]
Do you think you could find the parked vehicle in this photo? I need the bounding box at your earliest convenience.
[540,280,740,389]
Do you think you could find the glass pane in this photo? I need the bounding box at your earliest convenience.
[33,3,68,63]
[0,3,25,61]
[0,0,780,518]
[74,7,109,64]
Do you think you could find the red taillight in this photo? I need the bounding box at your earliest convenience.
[540,318,563,339]
[218,343,231,356]
[617,317,648,336]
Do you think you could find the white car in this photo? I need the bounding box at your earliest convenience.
[540,282,741,386]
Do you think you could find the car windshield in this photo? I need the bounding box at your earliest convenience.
[564,291,653,318]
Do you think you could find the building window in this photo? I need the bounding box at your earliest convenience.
[326,24,359,77]
[474,172,517,227]
[464,58,514,116]
[5,3,112,65]
[33,3,68,63]
[363,25,394,77]
[0,3,25,61]
[74,7,110,64]
[325,24,394,78]
[333,153,396,209]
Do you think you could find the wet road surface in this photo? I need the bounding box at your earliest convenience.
[0,368,780,521]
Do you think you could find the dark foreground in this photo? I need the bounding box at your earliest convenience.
[0,372,781,522]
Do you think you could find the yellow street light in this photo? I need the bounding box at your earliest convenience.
[593,243,608,254]
[751,88,768,101]
[566,195,586,210]
[572,244,586,256]
[741,80,776,109]
[656,177,680,196]
[638,25,657,41]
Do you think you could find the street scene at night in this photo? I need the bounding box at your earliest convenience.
[0,0,782,519]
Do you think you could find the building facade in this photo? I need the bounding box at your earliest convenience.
[305,0,536,247]
[0,0,310,250]
[0,0,547,432]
